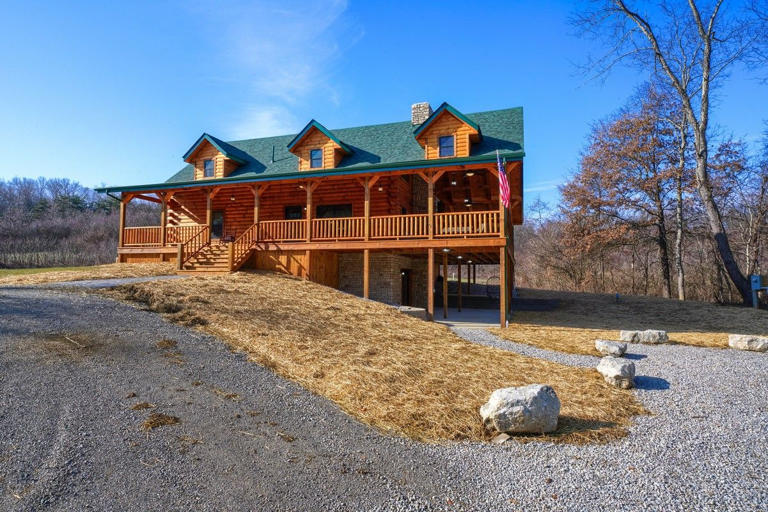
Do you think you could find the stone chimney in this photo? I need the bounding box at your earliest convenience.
[411,102,433,125]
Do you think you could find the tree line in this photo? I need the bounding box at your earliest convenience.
[515,0,768,305]
[0,177,158,268]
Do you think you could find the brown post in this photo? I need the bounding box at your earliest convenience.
[227,242,234,270]
[457,256,462,312]
[499,246,507,328]
[305,249,311,280]
[306,182,313,242]
[465,260,470,295]
[499,163,506,239]
[473,263,477,285]
[427,173,434,239]
[363,249,370,299]
[176,243,183,271]
[442,251,448,318]
[364,178,370,241]
[252,185,260,224]
[427,248,434,321]
[205,189,212,243]
[117,196,127,249]
[160,193,168,247]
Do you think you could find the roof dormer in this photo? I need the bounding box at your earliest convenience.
[287,120,352,171]
[183,133,247,180]
[413,102,481,159]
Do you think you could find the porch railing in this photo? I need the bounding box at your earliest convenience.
[122,227,162,246]
[230,223,259,270]
[124,210,501,251]
[370,213,429,239]
[178,225,210,269]
[312,217,365,241]
[435,211,500,238]
[257,219,306,242]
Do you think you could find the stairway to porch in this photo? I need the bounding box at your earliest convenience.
[178,243,232,273]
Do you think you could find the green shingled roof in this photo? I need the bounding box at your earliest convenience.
[96,106,523,193]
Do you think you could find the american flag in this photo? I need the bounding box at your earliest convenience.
[497,150,510,209]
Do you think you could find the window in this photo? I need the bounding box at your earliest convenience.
[203,159,215,177]
[285,205,304,220]
[438,135,455,157]
[316,204,352,218]
[309,149,323,168]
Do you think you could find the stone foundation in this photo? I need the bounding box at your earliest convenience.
[339,252,429,308]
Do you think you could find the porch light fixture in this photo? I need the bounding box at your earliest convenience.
[230,195,236,201]
[466,171,475,177]
[378,186,384,192]
[450,179,457,186]
[442,248,451,253]
[457,255,463,260]
[298,184,305,189]
[467,260,473,264]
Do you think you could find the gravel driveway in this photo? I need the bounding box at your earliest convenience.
[1,288,766,511]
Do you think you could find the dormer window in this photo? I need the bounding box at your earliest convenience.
[203,159,215,177]
[439,136,455,157]
[310,149,323,169]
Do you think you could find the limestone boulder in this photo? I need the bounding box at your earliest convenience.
[596,356,635,389]
[595,339,627,357]
[479,384,560,434]
[728,334,768,352]
[620,329,668,344]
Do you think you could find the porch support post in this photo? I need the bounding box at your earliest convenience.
[205,189,212,243]
[427,248,434,321]
[442,251,448,318]
[364,177,370,241]
[473,262,476,285]
[427,172,434,239]
[363,249,370,299]
[251,185,260,224]
[117,194,129,251]
[499,246,507,328]
[306,182,317,242]
[457,256,462,312]
[159,192,168,247]
[499,163,507,239]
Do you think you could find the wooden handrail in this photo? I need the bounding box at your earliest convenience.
[166,224,207,245]
[311,217,365,241]
[434,211,500,238]
[257,219,306,242]
[370,213,429,240]
[122,226,162,247]
[178,225,210,269]
[230,223,260,270]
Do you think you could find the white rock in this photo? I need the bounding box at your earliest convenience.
[595,339,627,356]
[620,329,668,344]
[728,334,768,352]
[479,384,560,434]
[596,357,635,389]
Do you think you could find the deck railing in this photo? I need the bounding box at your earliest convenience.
[124,210,501,251]
[122,227,162,246]
[166,224,207,245]
[178,225,210,269]
[312,217,365,241]
[370,213,429,239]
[435,211,500,238]
[257,219,306,242]
[230,223,259,270]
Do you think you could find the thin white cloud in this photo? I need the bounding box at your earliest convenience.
[524,179,562,193]
[185,0,360,139]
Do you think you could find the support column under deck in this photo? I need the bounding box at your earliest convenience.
[427,248,434,321]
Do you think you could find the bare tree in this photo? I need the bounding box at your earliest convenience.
[574,0,768,304]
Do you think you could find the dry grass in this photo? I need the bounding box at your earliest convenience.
[141,413,180,431]
[490,288,768,355]
[0,263,175,286]
[103,271,645,444]
[130,402,156,410]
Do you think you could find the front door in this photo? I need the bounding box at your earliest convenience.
[211,211,224,239]
[400,269,412,306]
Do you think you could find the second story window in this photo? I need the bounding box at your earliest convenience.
[438,136,455,157]
[309,149,323,168]
[203,159,215,177]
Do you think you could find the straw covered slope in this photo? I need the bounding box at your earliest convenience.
[102,271,644,444]
[0,263,175,286]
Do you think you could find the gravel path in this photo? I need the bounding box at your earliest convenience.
[1,288,766,511]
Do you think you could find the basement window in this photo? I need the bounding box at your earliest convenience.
[309,149,323,168]
[438,136,455,157]
[203,159,215,177]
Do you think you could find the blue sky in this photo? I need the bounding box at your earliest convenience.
[1,0,765,207]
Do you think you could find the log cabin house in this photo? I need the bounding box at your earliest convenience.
[95,102,524,326]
